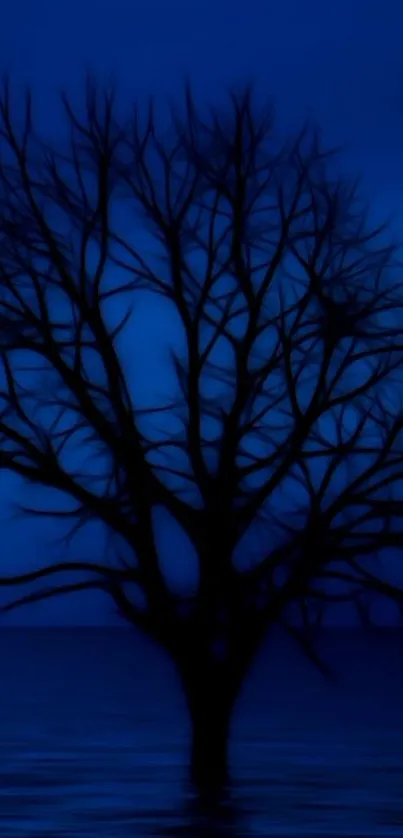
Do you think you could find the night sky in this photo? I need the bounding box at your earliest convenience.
[0,0,402,624]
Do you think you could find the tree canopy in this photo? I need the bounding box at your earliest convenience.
[0,79,402,655]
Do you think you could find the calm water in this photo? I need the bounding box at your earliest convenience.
[0,627,403,836]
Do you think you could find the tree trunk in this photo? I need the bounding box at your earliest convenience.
[188,690,231,798]
[177,656,239,800]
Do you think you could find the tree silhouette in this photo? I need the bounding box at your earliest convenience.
[0,78,403,796]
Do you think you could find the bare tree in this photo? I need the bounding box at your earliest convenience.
[0,78,402,796]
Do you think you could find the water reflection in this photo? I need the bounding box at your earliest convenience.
[141,787,245,837]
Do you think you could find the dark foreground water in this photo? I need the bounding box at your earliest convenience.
[0,628,403,835]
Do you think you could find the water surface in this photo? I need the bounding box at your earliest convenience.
[0,627,402,835]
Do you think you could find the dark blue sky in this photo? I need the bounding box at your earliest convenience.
[0,0,402,624]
